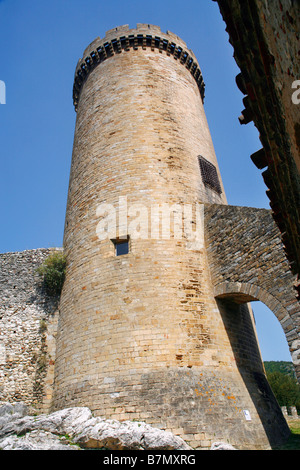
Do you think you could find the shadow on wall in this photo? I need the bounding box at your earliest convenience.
[217,298,291,448]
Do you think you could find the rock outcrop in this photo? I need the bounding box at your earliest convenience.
[0,403,191,450]
[0,403,236,450]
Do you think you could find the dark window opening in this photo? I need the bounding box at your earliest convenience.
[112,236,130,256]
[181,52,188,64]
[137,34,143,47]
[162,39,168,51]
[155,36,160,48]
[146,35,152,47]
[176,46,182,59]
[103,42,112,57]
[128,35,135,47]
[198,155,222,194]
[170,43,176,54]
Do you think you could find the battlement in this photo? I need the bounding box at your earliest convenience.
[73,24,205,110]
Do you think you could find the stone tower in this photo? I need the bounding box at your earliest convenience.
[52,24,290,449]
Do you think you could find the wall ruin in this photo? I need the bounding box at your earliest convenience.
[0,248,59,413]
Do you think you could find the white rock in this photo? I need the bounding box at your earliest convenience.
[0,404,191,450]
[0,430,81,450]
[210,441,236,450]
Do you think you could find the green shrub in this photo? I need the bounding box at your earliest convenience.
[266,370,300,411]
[37,251,67,296]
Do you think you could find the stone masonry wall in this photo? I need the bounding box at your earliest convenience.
[204,204,300,381]
[0,248,60,413]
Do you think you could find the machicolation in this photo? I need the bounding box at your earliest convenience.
[72,24,205,110]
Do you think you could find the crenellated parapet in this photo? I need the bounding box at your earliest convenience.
[72,23,205,110]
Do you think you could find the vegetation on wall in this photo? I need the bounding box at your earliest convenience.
[37,251,67,297]
[264,361,300,411]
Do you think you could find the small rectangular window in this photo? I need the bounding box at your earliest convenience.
[198,155,222,194]
[111,236,130,256]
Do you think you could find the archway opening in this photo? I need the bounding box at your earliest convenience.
[251,301,299,419]
[215,296,291,446]
[251,301,292,362]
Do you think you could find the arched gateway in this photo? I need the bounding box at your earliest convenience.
[204,204,300,382]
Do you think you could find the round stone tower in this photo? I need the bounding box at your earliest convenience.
[53,24,290,449]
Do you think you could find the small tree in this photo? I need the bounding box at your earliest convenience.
[37,251,67,296]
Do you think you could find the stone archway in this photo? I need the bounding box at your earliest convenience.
[204,204,300,382]
[214,280,300,380]
[214,281,287,326]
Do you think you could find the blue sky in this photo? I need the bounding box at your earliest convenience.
[0,0,292,361]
